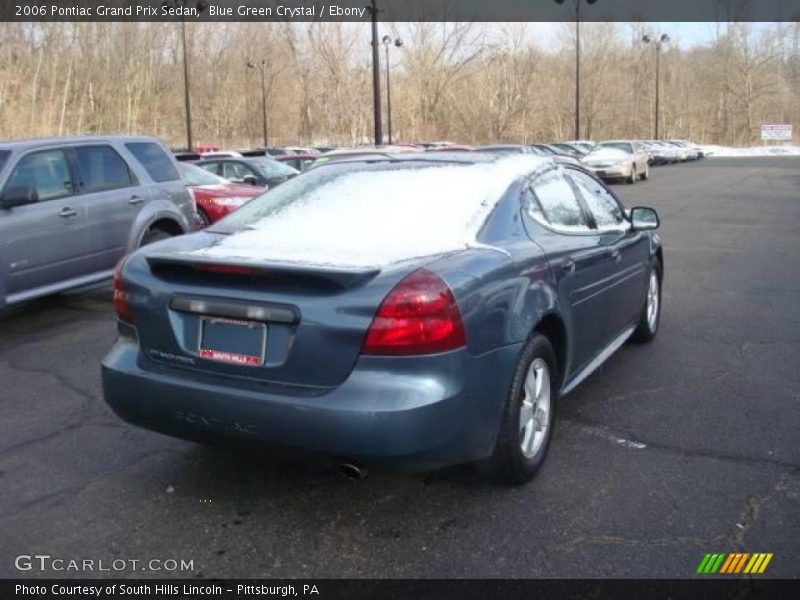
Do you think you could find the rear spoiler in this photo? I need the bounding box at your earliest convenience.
[174,152,201,161]
[239,149,268,157]
[146,253,381,288]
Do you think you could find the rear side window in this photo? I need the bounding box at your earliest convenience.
[222,162,256,181]
[125,142,179,183]
[568,170,626,230]
[74,145,134,192]
[4,149,74,202]
[529,170,588,231]
[0,150,10,173]
[198,162,223,176]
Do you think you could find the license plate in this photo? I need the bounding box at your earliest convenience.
[199,317,266,367]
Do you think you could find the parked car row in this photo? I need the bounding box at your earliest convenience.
[164,136,705,233]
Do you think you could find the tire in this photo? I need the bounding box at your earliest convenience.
[140,228,172,247]
[641,163,649,180]
[487,333,559,485]
[627,164,637,184]
[631,264,662,343]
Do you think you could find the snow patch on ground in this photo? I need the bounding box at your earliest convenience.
[701,144,800,157]
[191,156,550,269]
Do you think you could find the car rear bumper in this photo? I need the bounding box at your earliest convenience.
[102,336,521,470]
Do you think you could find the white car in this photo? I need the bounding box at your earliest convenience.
[582,141,650,184]
[667,140,703,160]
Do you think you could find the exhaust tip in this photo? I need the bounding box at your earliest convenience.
[339,461,367,480]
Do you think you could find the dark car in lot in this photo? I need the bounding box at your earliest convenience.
[178,162,264,227]
[550,143,588,157]
[102,154,663,484]
[275,154,318,172]
[0,135,197,309]
[475,144,544,155]
[196,156,299,189]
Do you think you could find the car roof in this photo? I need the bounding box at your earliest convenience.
[476,144,528,150]
[0,134,163,152]
[198,155,278,163]
[311,152,558,174]
[322,145,423,156]
[276,154,318,160]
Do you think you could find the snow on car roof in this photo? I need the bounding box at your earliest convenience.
[190,155,552,269]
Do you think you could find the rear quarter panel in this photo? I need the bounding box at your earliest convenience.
[429,179,563,357]
[114,140,195,252]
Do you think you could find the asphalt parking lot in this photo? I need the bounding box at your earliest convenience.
[1,157,798,579]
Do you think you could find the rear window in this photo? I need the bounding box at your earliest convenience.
[599,142,634,154]
[201,158,540,268]
[74,145,134,192]
[125,142,180,183]
[251,159,299,179]
[179,162,227,186]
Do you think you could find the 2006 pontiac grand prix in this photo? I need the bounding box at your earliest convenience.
[102,153,662,484]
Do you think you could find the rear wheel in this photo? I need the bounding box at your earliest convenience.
[487,334,558,485]
[627,164,637,184]
[641,163,650,180]
[631,264,661,343]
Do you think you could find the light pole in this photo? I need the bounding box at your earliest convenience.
[642,33,670,139]
[163,0,208,151]
[382,35,403,145]
[368,0,383,146]
[247,60,270,147]
[554,0,598,141]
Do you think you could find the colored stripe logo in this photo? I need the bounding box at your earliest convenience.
[697,553,773,574]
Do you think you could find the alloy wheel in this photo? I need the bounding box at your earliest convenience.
[646,271,660,331]
[519,358,551,458]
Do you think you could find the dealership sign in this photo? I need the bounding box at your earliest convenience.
[761,124,793,141]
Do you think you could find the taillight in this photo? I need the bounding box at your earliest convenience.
[113,259,133,324]
[362,269,466,356]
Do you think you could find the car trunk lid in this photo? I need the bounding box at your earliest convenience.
[130,251,412,388]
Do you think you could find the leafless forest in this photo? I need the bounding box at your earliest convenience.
[0,21,798,147]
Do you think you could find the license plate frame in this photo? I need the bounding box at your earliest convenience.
[198,317,266,367]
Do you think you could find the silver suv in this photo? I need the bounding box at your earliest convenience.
[0,135,197,309]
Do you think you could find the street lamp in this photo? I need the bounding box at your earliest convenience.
[554,0,598,140]
[247,60,270,147]
[642,33,670,139]
[162,0,208,152]
[368,0,382,146]
[382,35,403,145]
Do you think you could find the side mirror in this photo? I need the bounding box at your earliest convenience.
[0,186,39,209]
[630,206,659,231]
[242,175,259,186]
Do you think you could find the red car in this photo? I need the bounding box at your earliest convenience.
[179,162,265,226]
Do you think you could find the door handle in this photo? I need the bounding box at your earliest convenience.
[128,195,143,205]
[562,258,576,274]
[609,248,622,262]
[59,207,78,218]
